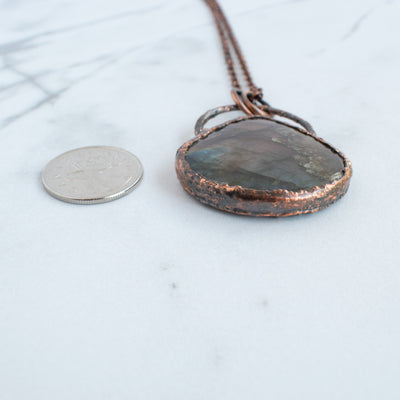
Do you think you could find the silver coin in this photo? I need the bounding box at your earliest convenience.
[42,146,143,204]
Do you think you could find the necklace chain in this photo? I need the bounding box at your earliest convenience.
[203,0,263,101]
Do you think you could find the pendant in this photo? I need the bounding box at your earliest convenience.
[176,101,352,217]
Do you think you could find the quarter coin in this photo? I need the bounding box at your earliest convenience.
[42,146,143,204]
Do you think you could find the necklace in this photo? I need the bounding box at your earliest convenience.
[175,0,352,217]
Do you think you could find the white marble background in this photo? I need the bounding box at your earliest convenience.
[1,0,399,399]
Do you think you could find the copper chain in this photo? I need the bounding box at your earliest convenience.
[203,0,263,101]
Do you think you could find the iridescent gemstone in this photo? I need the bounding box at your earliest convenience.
[186,119,345,191]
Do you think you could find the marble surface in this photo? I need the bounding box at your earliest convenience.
[0,0,399,399]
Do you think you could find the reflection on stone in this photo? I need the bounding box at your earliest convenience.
[186,119,344,191]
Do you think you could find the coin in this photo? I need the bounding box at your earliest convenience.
[42,146,143,204]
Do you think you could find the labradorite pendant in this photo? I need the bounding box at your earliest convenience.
[176,105,352,217]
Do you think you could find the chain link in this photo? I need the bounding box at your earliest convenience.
[203,0,263,101]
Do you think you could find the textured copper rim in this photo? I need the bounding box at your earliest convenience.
[176,112,352,217]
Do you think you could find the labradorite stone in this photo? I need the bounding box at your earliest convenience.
[186,119,345,191]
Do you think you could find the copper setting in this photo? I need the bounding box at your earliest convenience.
[176,106,352,217]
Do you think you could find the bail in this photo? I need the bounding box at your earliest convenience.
[231,88,270,117]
